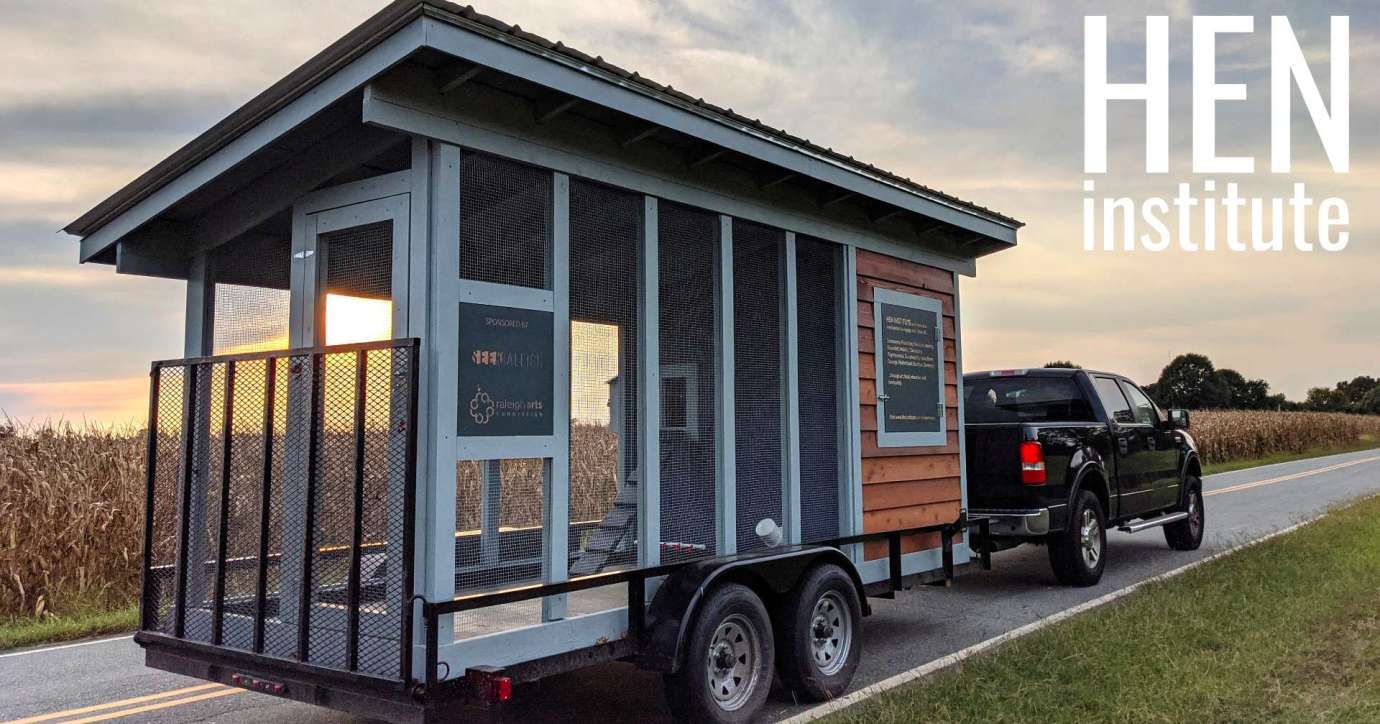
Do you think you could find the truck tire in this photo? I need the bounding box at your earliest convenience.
[774,564,862,701]
[663,583,775,723]
[1164,478,1205,551]
[1048,490,1106,586]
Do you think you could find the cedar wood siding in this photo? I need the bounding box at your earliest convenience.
[856,249,961,560]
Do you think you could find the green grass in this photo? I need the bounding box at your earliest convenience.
[1202,434,1380,475]
[0,605,138,651]
[827,493,1380,724]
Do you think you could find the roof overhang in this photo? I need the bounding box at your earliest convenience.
[66,0,1021,265]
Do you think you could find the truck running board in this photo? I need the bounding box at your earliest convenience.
[1118,511,1189,534]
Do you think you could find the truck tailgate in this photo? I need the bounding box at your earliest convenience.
[964,424,1028,508]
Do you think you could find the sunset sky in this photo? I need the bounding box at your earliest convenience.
[0,0,1375,425]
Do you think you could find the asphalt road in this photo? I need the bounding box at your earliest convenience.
[5,448,1379,724]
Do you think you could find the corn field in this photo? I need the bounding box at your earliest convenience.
[4,410,1379,620]
[1190,410,1380,465]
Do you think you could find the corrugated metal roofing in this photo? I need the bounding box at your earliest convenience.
[65,0,1022,239]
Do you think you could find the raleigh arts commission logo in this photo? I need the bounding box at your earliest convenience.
[469,386,496,425]
[1083,15,1350,252]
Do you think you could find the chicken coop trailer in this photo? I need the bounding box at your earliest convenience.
[63,2,1021,721]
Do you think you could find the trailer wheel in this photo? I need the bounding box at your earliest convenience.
[1164,478,1205,551]
[774,564,862,701]
[664,583,774,723]
[1048,490,1106,586]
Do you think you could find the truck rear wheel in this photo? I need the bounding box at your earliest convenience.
[774,564,862,701]
[663,583,774,723]
[1048,490,1106,586]
[1164,478,1205,550]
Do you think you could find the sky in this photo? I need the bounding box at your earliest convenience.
[0,0,1375,425]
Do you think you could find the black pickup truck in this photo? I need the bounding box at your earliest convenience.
[964,368,1204,586]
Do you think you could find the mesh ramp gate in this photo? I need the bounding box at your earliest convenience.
[140,338,419,682]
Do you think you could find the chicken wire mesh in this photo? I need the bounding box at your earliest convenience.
[796,236,842,543]
[732,221,785,553]
[568,179,641,576]
[658,202,720,563]
[460,151,552,290]
[142,342,417,680]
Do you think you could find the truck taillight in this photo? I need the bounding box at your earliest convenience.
[1020,441,1046,485]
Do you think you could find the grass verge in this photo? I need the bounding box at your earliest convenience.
[827,494,1380,724]
[0,605,138,651]
[1202,433,1380,475]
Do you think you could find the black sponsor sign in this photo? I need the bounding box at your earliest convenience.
[457,302,553,437]
[878,300,942,434]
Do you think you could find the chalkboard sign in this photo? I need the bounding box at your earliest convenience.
[457,302,553,437]
[872,288,946,447]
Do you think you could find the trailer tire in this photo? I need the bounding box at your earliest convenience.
[1048,490,1106,586]
[1164,478,1205,551]
[663,583,774,723]
[774,564,862,702]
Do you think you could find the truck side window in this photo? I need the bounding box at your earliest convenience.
[1092,376,1136,425]
[1119,381,1158,426]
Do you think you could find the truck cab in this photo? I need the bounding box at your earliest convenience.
[963,369,1204,585]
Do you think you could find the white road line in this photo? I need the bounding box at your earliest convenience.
[0,635,133,660]
[777,514,1326,723]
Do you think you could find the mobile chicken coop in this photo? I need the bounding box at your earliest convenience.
[63,2,1021,721]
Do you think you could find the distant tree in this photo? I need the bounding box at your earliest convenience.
[1304,386,1348,412]
[1361,386,1380,415]
[1215,368,1247,407]
[1152,353,1230,409]
[1044,360,1081,369]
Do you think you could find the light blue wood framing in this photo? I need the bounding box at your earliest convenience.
[544,172,572,621]
[871,287,948,448]
[638,197,661,570]
[953,271,970,549]
[782,232,802,543]
[715,215,736,556]
[841,246,865,562]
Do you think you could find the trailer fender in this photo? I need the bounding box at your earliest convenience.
[637,547,868,673]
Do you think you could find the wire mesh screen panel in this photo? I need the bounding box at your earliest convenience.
[795,237,842,543]
[213,236,291,355]
[140,340,418,682]
[321,220,394,345]
[733,221,784,553]
[143,366,187,635]
[658,202,720,562]
[454,458,546,638]
[568,179,641,575]
[459,152,552,289]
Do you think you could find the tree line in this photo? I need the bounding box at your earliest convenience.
[1041,355,1380,414]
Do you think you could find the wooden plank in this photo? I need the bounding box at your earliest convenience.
[862,455,961,485]
[864,533,939,559]
[857,279,954,314]
[861,431,959,457]
[862,499,961,533]
[858,301,956,337]
[856,249,956,293]
[862,477,961,510]
[861,379,958,406]
[860,404,959,432]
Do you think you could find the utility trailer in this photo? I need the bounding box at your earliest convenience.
[63,2,1021,721]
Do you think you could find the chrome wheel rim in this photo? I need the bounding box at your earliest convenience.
[1188,491,1203,537]
[809,591,852,676]
[1080,508,1102,569]
[707,614,760,711]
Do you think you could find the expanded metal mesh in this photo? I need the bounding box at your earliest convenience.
[568,179,641,575]
[459,152,551,289]
[658,202,720,563]
[454,458,546,638]
[733,221,784,553]
[141,342,416,681]
[796,237,842,543]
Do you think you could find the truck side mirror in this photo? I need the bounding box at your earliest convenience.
[1168,409,1191,430]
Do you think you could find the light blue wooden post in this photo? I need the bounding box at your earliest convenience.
[715,215,736,555]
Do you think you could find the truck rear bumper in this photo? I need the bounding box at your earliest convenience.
[969,508,1054,536]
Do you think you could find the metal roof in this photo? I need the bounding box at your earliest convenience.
[65,0,1022,239]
